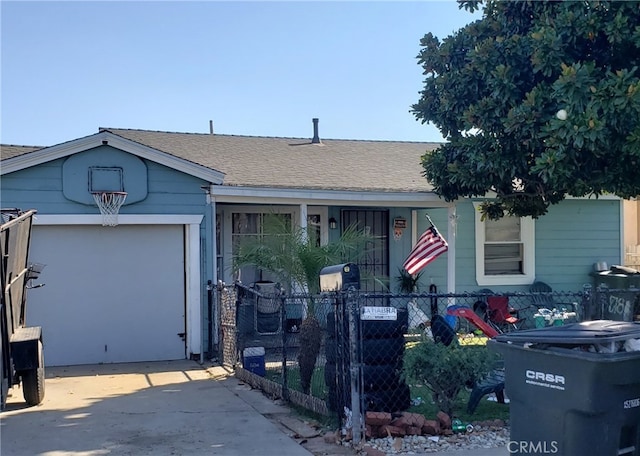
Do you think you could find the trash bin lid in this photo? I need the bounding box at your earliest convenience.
[610,264,640,275]
[494,320,640,345]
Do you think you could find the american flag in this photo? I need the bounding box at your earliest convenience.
[402,224,448,275]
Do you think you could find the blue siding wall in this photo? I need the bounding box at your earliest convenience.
[1,147,215,352]
[1,148,209,216]
[535,199,620,291]
[411,199,621,293]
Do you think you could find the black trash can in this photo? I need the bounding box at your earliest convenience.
[488,320,640,456]
[593,266,640,321]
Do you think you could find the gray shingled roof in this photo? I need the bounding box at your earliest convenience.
[0,144,43,159]
[1,128,441,193]
[103,128,439,192]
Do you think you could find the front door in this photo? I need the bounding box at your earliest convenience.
[341,209,389,292]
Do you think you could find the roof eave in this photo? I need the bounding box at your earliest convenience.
[207,184,450,207]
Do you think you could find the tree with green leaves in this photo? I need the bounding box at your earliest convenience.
[233,214,372,395]
[413,0,640,220]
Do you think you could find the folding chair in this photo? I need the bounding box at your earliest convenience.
[487,296,522,332]
[472,288,494,321]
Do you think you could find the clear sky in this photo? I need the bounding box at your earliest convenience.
[1,1,480,147]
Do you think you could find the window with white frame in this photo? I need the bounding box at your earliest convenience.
[474,203,535,286]
[232,212,292,285]
[225,206,328,285]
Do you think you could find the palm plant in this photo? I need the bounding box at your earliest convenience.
[395,267,423,294]
[233,213,372,394]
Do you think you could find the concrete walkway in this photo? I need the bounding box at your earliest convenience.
[1,360,314,456]
[1,360,513,456]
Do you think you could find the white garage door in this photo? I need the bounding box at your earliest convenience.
[27,224,186,366]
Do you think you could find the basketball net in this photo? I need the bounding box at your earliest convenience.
[92,191,127,226]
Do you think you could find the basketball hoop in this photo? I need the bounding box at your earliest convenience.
[92,191,127,226]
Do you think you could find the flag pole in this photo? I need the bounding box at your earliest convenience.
[425,213,434,227]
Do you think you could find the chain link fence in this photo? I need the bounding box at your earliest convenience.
[218,281,640,439]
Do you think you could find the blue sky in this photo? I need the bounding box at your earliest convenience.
[1,1,480,147]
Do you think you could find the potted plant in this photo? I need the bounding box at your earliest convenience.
[395,268,429,331]
[234,213,372,394]
[395,267,423,294]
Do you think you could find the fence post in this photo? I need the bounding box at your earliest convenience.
[429,283,438,318]
[347,288,363,445]
[597,284,608,320]
[281,294,289,401]
[207,280,214,357]
[582,283,592,321]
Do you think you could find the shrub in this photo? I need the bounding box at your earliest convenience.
[403,339,499,417]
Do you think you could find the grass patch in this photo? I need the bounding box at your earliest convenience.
[405,383,509,423]
[457,333,490,346]
[406,330,489,346]
[265,363,329,399]
[262,331,504,423]
[265,360,509,424]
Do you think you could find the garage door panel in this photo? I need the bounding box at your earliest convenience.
[28,225,186,366]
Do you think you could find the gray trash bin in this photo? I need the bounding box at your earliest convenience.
[593,266,640,321]
[488,320,640,456]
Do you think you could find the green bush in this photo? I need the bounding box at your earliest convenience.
[403,339,499,417]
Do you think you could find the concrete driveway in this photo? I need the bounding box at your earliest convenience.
[0,360,318,456]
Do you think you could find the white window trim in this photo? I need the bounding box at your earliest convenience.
[473,203,535,286]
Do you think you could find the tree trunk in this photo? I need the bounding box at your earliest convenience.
[432,385,459,418]
[297,315,322,395]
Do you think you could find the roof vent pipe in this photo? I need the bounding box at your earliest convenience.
[209,120,214,135]
[311,118,320,144]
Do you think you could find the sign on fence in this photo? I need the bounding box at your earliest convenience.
[361,306,398,321]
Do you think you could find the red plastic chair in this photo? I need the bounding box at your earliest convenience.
[487,296,522,331]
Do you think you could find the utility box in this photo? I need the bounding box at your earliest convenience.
[242,346,265,377]
[319,263,360,292]
[489,320,640,456]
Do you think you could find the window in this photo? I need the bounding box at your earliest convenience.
[307,214,322,247]
[232,213,292,285]
[227,208,327,285]
[474,203,535,286]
